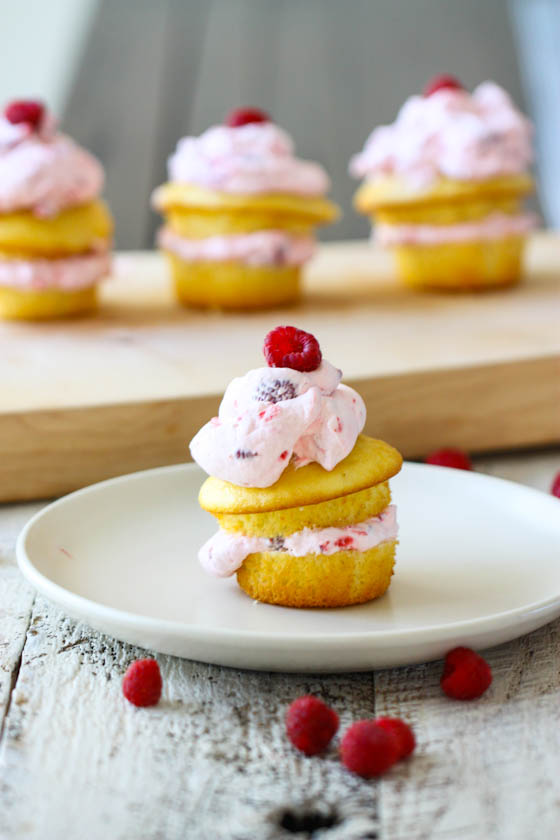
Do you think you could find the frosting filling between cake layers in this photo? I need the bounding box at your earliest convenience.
[158,227,316,266]
[0,249,111,291]
[375,211,537,247]
[199,504,398,577]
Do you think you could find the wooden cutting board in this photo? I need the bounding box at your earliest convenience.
[2,234,559,501]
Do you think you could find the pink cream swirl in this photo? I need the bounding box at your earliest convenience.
[199,505,398,577]
[158,227,316,266]
[168,122,330,196]
[0,115,104,217]
[189,361,366,488]
[350,82,533,188]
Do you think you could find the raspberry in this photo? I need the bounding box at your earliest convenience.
[441,647,492,700]
[122,658,162,707]
[254,378,297,404]
[376,717,415,760]
[425,448,472,470]
[285,695,339,756]
[4,99,44,128]
[263,326,322,372]
[340,720,399,777]
[423,74,463,97]
[226,107,270,128]
[551,471,560,499]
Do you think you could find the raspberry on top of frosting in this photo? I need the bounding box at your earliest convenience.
[0,100,104,217]
[349,81,533,188]
[189,329,366,488]
[167,121,330,196]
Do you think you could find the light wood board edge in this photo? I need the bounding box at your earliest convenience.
[1,355,558,502]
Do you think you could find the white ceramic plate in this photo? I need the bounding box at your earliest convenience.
[17,462,560,672]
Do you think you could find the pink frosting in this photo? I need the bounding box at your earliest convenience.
[158,226,315,266]
[0,249,111,291]
[190,360,366,488]
[168,122,329,196]
[350,82,533,188]
[0,115,104,217]
[376,211,538,246]
[199,505,398,578]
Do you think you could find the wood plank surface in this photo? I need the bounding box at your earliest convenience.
[0,450,559,839]
[1,235,559,501]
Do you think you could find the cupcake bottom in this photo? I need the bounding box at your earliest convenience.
[166,252,300,310]
[0,284,98,320]
[237,539,397,608]
[393,236,526,291]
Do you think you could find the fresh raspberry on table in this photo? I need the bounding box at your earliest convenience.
[551,472,560,499]
[376,717,416,760]
[122,658,162,707]
[4,99,44,128]
[425,448,472,470]
[423,74,463,97]
[340,720,400,777]
[285,695,339,756]
[226,107,270,127]
[441,647,492,700]
[264,326,322,372]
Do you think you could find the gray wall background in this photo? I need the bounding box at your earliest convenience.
[60,0,553,249]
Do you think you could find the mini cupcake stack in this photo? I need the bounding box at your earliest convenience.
[152,108,339,310]
[0,99,113,320]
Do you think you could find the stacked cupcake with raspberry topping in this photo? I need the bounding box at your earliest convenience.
[152,108,338,310]
[350,77,535,290]
[0,100,113,319]
[190,327,402,608]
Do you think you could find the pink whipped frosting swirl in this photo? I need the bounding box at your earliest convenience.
[200,505,397,578]
[158,227,315,266]
[190,360,366,488]
[168,122,329,196]
[0,114,104,217]
[350,82,533,188]
[376,211,538,246]
[0,248,111,291]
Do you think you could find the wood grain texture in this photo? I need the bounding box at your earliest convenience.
[0,237,559,501]
[0,601,380,840]
[0,504,43,736]
[0,451,559,840]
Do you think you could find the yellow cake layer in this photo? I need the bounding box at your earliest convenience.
[166,252,301,310]
[0,285,98,320]
[0,200,113,257]
[199,435,403,515]
[373,196,523,227]
[154,183,339,226]
[394,236,525,290]
[217,481,391,537]
[354,173,533,213]
[165,207,314,238]
[237,538,397,607]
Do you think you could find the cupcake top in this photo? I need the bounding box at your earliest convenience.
[189,326,366,488]
[350,79,533,189]
[0,100,104,217]
[167,107,330,196]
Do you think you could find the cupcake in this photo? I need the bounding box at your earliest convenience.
[0,100,113,319]
[152,108,338,310]
[350,75,536,290]
[190,326,402,607]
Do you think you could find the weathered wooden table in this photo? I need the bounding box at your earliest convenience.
[1,449,559,840]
